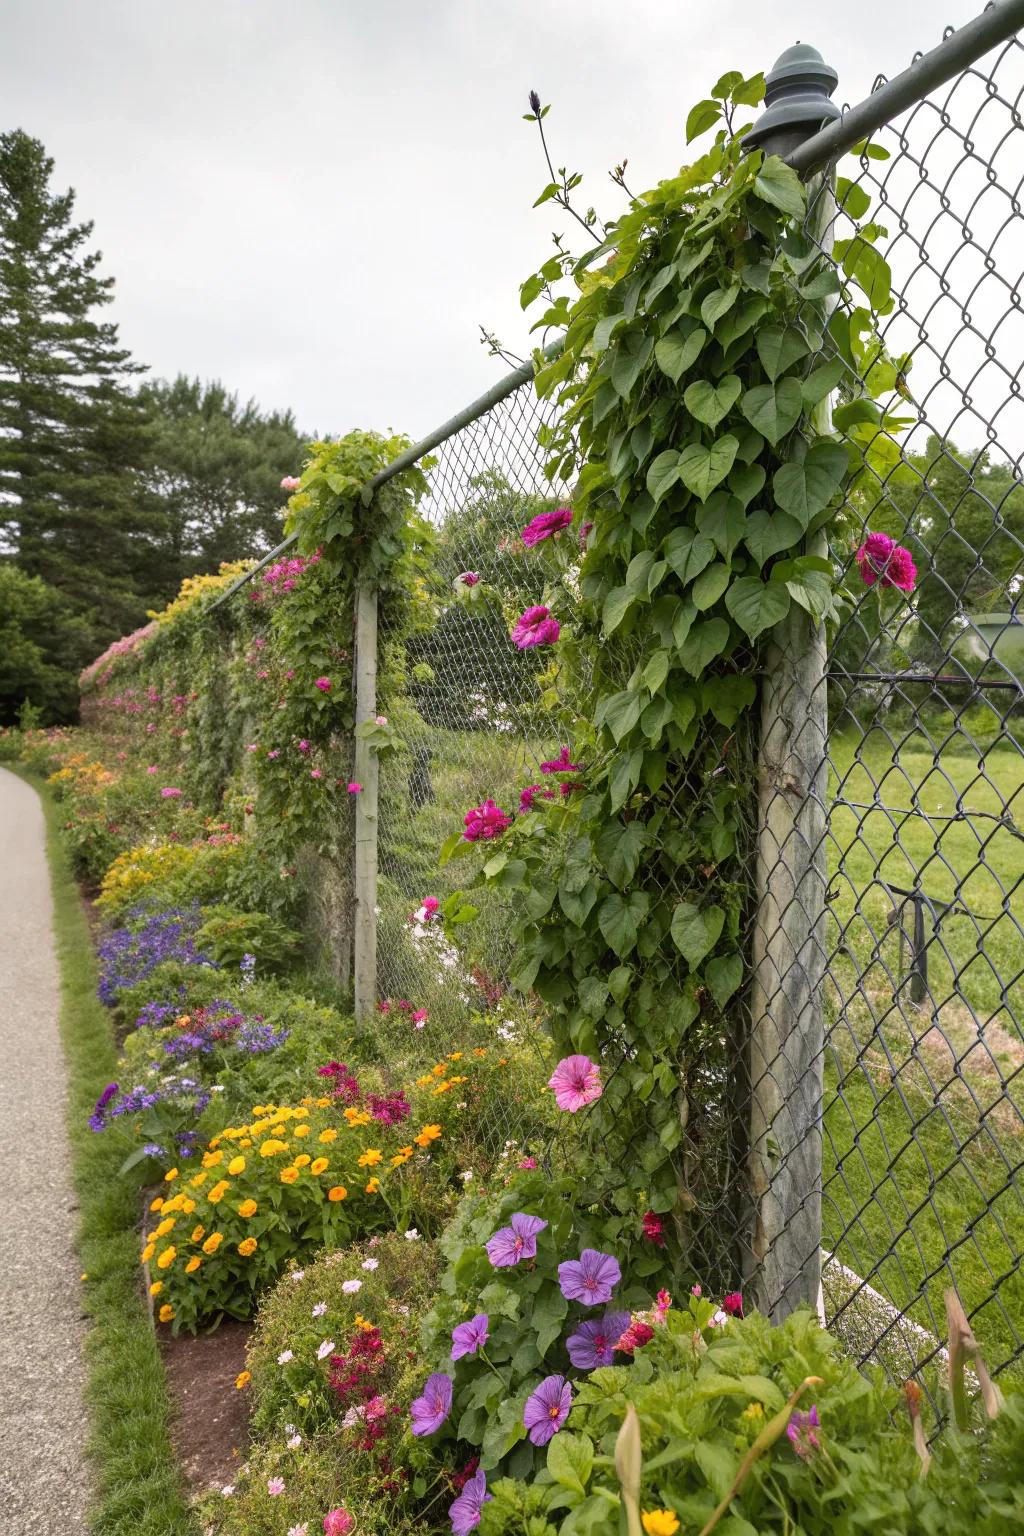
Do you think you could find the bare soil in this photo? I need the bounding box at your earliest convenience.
[159,1320,253,1495]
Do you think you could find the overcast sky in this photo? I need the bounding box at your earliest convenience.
[1,0,992,446]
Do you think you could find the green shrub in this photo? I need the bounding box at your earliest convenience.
[195,906,302,972]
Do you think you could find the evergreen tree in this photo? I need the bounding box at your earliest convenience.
[0,128,160,659]
[139,374,305,576]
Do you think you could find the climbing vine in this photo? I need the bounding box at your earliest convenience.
[445,74,905,1276]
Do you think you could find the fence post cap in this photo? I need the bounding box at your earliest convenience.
[744,42,841,157]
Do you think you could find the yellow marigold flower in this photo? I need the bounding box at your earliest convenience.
[344,1108,371,1127]
[316,1096,333,1108]
[300,1096,313,1107]
[449,1075,468,1085]
[209,1136,221,1149]
[318,1128,338,1143]
[328,1185,347,1202]
[259,1139,288,1157]
[431,1064,446,1077]
[156,1246,176,1270]
[158,1304,174,1323]
[448,1052,463,1060]
[190,1171,209,1188]
[207,1181,229,1203]
[202,1149,223,1169]
[185,1256,202,1274]
[354,1314,375,1333]
[293,1124,311,1138]
[293,1154,311,1168]
[252,1105,265,1117]
[149,1196,164,1213]
[391,1147,414,1167]
[432,1081,453,1096]
[414,1124,442,1148]
[641,1514,679,1536]
[141,1244,156,1264]
[280,1167,299,1185]
[237,1237,258,1257]
[154,1218,176,1238]
[228,1156,246,1176]
[365,1177,380,1194]
[164,1168,179,1182]
[358,1149,383,1167]
[269,1123,287,1137]
[180,1198,196,1214]
[202,1232,224,1255]
[239,1137,253,1149]
[473,1047,487,1057]
[415,1075,433,1088]
[238,1199,258,1218]
[190,1224,205,1243]
[235,1371,251,1390]
[310,1157,329,1176]
[149,1281,163,1296]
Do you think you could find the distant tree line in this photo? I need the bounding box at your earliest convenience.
[0,128,307,723]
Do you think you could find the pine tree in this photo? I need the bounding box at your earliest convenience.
[0,128,160,661]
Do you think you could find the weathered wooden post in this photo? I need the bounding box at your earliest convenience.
[352,579,379,1025]
[742,45,840,1319]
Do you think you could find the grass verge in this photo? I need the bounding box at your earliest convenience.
[20,768,197,1536]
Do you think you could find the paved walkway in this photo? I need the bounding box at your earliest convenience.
[0,768,90,1532]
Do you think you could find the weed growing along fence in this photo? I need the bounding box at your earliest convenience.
[77,0,1024,1412]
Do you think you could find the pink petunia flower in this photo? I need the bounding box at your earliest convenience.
[512,605,560,649]
[521,506,573,546]
[463,799,512,841]
[548,1055,602,1112]
[855,531,917,591]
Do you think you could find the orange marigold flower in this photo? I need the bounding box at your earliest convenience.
[207,1181,230,1203]
[149,1281,163,1296]
[158,1304,174,1323]
[328,1185,347,1202]
[190,1224,205,1242]
[238,1237,258,1257]
[293,1154,311,1168]
[235,1371,251,1390]
[318,1128,338,1143]
[149,1196,164,1213]
[357,1149,383,1167]
[365,1176,381,1194]
[156,1246,176,1269]
[140,1243,156,1264]
[293,1124,311,1138]
[154,1218,175,1238]
[228,1156,246,1175]
[238,1199,258,1218]
[164,1168,179,1182]
[259,1139,288,1157]
[202,1232,224,1255]
[185,1256,202,1273]
[414,1124,442,1148]
[202,1149,223,1168]
[280,1167,299,1185]
[310,1157,329,1176]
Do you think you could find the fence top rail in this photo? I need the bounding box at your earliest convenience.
[209,0,1024,612]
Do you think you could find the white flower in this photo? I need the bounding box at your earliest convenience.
[312,1301,327,1317]
[290,1270,305,1283]
[404,1228,420,1242]
[277,1349,294,1365]
[459,1170,473,1183]
[285,1424,296,1435]
[396,1304,410,1316]
[361,1257,379,1271]
[317,1339,335,1360]
[709,1308,728,1328]
[288,1525,309,1536]
[221,1486,235,1497]
[342,1279,362,1295]
[287,1434,302,1450]
[341,1405,366,1429]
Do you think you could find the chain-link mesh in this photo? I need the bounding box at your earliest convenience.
[363,14,1024,1386]
[752,28,1024,1391]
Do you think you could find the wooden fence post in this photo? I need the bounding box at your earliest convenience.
[352,581,379,1025]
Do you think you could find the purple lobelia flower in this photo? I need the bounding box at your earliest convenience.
[523,1375,572,1446]
[558,1249,622,1306]
[448,1468,491,1535]
[485,1212,548,1268]
[565,1311,631,1370]
[451,1315,489,1361]
[88,1082,119,1133]
[410,1372,452,1436]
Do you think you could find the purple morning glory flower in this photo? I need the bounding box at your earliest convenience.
[410,1372,452,1436]
[485,1212,548,1268]
[451,1314,489,1361]
[558,1249,622,1305]
[565,1310,631,1370]
[523,1374,572,1446]
[448,1468,491,1534]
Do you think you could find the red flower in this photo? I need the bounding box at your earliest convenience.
[722,1291,743,1317]
[641,1210,665,1247]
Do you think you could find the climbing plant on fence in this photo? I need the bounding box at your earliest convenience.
[441,75,904,1281]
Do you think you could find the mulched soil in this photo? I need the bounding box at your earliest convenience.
[159,1320,253,1495]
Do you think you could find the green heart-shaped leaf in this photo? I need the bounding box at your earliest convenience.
[728,463,766,509]
[740,376,803,444]
[677,436,739,501]
[646,449,682,506]
[756,324,810,381]
[772,439,848,523]
[684,375,742,428]
[744,509,802,566]
[678,618,730,675]
[691,561,731,611]
[725,575,792,639]
[654,325,706,384]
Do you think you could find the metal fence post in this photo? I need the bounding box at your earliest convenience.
[352,580,379,1025]
[743,46,838,1319]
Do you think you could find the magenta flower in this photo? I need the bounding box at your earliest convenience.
[463,799,512,842]
[347,781,362,794]
[722,1291,743,1317]
[540,746,581,775]
[521,506,573,546]
[518,1157,537,1170]
[457,571,481,586]
[523,1375,572,1445]
[855,531,917,591]
[410,1372,452,1436]
[642,1210,666,1247]
[451,1314,489,1361]
[786,1404,821,1460]
[485,1212,548,1268]
[411,1008,429,1028]
[512,605,560,649]
[422,896,440,915]
[311,768,323,780]
[519,784,555,812]
[297,739,310,753]
[448,1469,491,1535]
[548,1055,602,1113]
[323,1510,355,1535]
[565,1311,631,1370]
[558,1249,622,1305]
[315,676,332,692]
[160,787,182,799]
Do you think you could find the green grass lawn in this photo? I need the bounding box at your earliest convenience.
[822,726,1024,1373]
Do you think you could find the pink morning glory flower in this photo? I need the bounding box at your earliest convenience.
[558,1249,622,1305]
[485,1212,547,1268]
[521,506,573,546]
[548,1055,602,1112]
[523,1374,572,1445]
[512,605,560,649]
